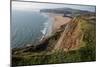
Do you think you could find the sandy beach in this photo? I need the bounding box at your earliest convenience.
[50,14,72,32]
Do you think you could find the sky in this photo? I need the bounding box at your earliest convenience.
[12,1,95,12]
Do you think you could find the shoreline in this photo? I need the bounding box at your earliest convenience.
[40,13,54,41]
[12,13,72,48]
[40,13,72,40]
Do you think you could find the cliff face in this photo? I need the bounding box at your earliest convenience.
[54,17,82,51]
[42,14,96,52]
[53,14,95,51]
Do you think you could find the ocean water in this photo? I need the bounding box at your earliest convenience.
[11,10,52,48]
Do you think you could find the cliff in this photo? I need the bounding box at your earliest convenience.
[12,13,96,66]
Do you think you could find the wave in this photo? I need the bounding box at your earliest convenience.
[40,13,53,40]
[41,25,48,35]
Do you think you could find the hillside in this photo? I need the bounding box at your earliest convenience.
[12,13,96,66]
[40,8,94,18]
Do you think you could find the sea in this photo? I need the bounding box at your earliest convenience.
[11,10,53,48]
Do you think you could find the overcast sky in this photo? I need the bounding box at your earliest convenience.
[12,1,95,12]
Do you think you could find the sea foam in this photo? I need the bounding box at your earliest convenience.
[40,13,53,40]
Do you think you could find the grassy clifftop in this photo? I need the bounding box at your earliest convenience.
[12,14,96,66]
